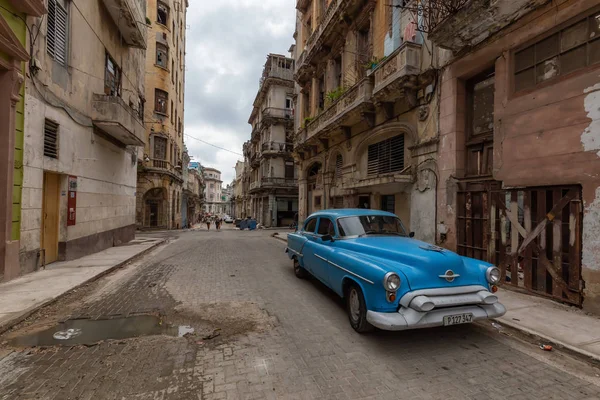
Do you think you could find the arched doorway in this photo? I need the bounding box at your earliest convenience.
[306,162,322,214]
[143,188,167,229]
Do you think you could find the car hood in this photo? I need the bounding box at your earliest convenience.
[337,236,485,290]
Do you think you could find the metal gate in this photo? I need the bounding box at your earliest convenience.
[490,186,584,306]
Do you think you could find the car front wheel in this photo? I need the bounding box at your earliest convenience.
[347,284,374,333]
[293,258,309,279]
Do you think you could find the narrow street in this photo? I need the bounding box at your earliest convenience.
[1,228,600,400]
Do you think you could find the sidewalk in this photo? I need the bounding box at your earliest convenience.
[270,232,600,360]
[494,288,600,361]
[0,236,165,333]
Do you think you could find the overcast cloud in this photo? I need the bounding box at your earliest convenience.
[183,0,295,184]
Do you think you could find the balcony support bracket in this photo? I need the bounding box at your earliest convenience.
[362,112,375,128]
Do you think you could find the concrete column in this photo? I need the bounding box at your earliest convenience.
[298,178,308,227]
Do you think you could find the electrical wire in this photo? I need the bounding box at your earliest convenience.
[184,134,244,156]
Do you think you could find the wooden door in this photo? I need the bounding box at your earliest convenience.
[491,186,583,306]
[41,172,60,264]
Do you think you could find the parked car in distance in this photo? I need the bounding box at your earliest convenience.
[286,209,505,333]
[224,216,234,223]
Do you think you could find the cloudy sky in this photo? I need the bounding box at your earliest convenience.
[183,0,295,184]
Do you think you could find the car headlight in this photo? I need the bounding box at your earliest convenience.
[486,266,501,284]
[383,272,401,292]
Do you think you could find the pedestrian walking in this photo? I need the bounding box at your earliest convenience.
[205,217,211,231]
[216,217,222,231]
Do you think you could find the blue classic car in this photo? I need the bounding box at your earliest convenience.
[286,209,506,333]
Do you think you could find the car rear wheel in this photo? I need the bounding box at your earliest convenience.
[293,258,309,279]
[347,284,374,333]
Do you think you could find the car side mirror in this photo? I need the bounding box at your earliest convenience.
[321,234,334,242]
[409,232,415,238]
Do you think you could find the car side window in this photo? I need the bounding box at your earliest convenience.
[304,218,317,233]
[317,218,334,236]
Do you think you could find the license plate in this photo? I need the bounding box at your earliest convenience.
[443,313,473,326]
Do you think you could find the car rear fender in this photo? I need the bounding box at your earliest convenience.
[287,232,308,266]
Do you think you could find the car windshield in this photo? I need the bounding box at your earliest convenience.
[337,215,407,237]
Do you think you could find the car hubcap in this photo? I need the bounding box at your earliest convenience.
[349,289,360,322]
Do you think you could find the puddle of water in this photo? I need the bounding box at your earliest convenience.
[9,315,194,347]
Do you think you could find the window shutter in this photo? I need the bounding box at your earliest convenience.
[44,119,59,159]
[47,0,68,65]
[367,135,404,176]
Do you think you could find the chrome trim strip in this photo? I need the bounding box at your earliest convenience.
[287,248,303,258]
[438,273,460,279]
[314,254,327,261]
[315,254,374,285]
[399,285,489,308]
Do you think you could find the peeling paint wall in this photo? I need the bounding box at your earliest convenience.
[582,81,600,157]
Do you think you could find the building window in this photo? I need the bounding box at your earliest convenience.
[156,43,168,68]
[104,53,122,97]
[514,11,600,91]
[155,89,168,114]
[154,136,167,160]
[44,119,59,159]
[334,154,343,183]
[285,161,294,179]
[170,101,174,123]
[47,0,68,66]
[466,69,495,177]
[381,195,395,213]
[157,2,168,25]
[210,183,214,189]
[172,60,175,83]
[367,135,405,176]
[285,98,293,109]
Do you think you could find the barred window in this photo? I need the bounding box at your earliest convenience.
[514,11,600,91]
[156,43,168,68]
[367,135,404,176]
[155,89,168,114]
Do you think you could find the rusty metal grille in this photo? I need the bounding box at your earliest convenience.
[394,0,471,33]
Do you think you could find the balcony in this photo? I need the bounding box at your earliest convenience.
[296,0,310,12]
[262,107,294,120]
[261,142,293,156]
[296,0,374,82]
[249,181,260,193]
[262,177,298,189]
[8,0,46,16]
[302,77,374,143]
[428,0,551,52]
[373,42,422,103]
[101,0,147,49]
[145,159,183,181]
[91,94,144,146]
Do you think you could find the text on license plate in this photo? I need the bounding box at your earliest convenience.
[443,313,473,326]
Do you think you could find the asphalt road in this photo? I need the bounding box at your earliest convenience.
[1,227,599,400]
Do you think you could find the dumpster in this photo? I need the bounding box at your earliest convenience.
[239,219,248,230]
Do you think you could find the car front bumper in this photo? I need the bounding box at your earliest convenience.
[366,303,506,331]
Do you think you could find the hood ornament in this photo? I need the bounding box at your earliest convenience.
[439,270,459,282]
[420,244,445,252]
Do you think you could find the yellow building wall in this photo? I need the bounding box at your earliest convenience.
[0,0,27,241]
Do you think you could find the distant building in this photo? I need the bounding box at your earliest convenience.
[136,0,189,231]
[244,54,298,227]
[203,167,223,214]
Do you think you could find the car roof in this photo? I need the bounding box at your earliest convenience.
[307,209,397,219]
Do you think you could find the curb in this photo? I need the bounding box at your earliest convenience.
[0,239,166,335]
[491,317,600,365]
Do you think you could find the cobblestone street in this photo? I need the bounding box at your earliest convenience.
[1,228,600,400]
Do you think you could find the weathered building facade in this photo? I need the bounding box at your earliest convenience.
[246,54,298,228]
[232,160,245,219]
[136,0,188,230]
[20,0,146,273]
[428,0,600,312]
[0,0,45,280]
[292,0,439,243]
[203,167,223,215]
